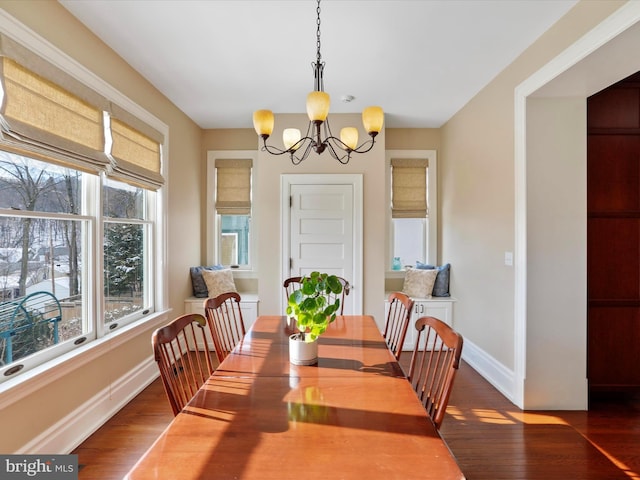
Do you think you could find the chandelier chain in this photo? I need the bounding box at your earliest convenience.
[316,0,322,63]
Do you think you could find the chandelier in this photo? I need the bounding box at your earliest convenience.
[252,0,384,165]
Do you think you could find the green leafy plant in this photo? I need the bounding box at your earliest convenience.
[286,272,343,341]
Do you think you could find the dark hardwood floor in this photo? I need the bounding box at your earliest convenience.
[72,360,640,480]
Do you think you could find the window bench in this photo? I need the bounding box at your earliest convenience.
[384,293,455,351]
[184,293,259,331]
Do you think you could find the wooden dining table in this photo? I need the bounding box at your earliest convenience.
[125,315,466,479]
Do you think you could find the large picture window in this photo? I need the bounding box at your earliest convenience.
[0,150,159,380]
[0,32,166,383]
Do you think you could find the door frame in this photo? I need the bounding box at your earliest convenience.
[281,174,363,314]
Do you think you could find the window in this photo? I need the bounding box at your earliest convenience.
[0,154,91,369]
[393,218,426,268]
[387,151,437,269]
[103,178,153,325]
[207,152,256,270]
[220,216,250,266]
[0,32,165,383]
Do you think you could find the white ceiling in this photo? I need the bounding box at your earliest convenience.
[59,0,578,129]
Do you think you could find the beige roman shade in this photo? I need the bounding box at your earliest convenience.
[215,158,253,215]
[0,34,110,174]
[391,157,428,218]
[108,103,164,190]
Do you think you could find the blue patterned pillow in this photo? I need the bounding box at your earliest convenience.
[190,265,225,297]
[415,262,450,297]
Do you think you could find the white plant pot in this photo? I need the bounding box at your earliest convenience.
[289,333,318,366]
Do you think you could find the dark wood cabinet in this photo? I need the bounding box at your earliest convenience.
[587,71,640,392]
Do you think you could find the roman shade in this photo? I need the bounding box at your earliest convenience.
[0,34,110,174]
[215,158,252,215]
[391,157,428,218]
[0,34,165,191]
[108,103,164,190]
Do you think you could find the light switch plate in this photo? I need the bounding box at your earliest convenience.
[504,251,513,266]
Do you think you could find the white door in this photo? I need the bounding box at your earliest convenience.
[290,183,353,278]
[281,175,363,314]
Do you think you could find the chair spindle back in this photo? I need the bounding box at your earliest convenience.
[203,292,246,363]
[407,316,463,430]
[383,292,414,361]
[152,313,216,416]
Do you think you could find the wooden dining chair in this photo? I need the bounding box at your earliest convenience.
[203,292,246,363]
[383,292,414,361]
[407,316,464,430]
[283,275,351,314]
[152,313,216,416]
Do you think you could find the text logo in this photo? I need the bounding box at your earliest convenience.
[0,455,77,479]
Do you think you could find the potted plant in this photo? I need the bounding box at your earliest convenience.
[286,271,343,365]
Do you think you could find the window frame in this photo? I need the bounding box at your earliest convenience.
[386,150,437,274]
[102,186,156,331]
[0,207,96,369]
[206,150,257,275]
[0,9,168,397]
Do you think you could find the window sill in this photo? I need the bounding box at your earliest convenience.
[230,269,258,280]
[386,270,408,279]
[0,309,171,410]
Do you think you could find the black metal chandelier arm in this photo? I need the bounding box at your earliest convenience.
[290,138,316,165]
[260,134,319,165]
[323,134,377,155]
[349,135,377,154]
[259,137,294,156]
[321,118,377,155]
[323,140,351,164]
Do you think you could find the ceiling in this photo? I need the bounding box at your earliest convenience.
[59,0,578,130]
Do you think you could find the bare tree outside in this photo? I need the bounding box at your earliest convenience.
[0,153,83,363]
[0,156,59,297]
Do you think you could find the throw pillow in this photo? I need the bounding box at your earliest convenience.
[402,268,438,298]
[200,268,237,298]
[415,262,451,297]
[190,265,225,297]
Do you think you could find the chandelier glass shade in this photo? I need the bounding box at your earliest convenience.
[252,0,384,165]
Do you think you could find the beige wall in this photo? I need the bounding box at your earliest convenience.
[200,128,445,328]
[525,97,587,408]
[440,0,627,407]
[0,1,202,452]
[200,123,441,325]
[386,128,441,151]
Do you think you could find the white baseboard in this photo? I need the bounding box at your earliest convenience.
[17,358,159,454]
[461,337,517,406]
